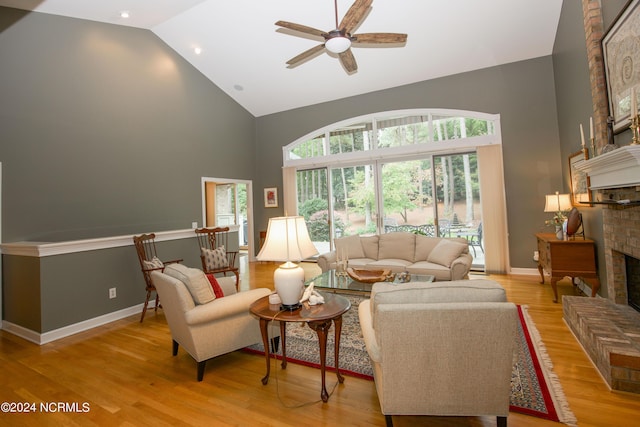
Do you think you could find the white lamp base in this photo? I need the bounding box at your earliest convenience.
[274,261,305,311]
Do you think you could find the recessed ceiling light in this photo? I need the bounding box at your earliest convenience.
[120,11,130,19]
[233,84,244,91]
[194,47,202,55]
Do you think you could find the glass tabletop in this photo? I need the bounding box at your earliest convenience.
[306,270,435,293]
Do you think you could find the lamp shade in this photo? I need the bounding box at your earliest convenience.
[544,192,572,212]
[257,216,318,262]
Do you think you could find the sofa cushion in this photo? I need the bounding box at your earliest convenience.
[163,263,216,305]
[414,235,442,261]
[406,261,451,281]
[368,259,413,273]
[378,232,415,262]
[427,239,468,267]
[347,258,377,269]
[360,235,379,260]
[335,235,365,259]
[370,279,507,320]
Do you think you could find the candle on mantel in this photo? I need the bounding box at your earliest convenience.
[632,87,638,117]
[589,117,594,140]
[580,123,585,148]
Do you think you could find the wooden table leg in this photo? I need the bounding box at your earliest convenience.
[333,315,345,384]
[280,321,287,369]
[538,263,545,284]
[258,318,271,385]
[308,319,333,402]
[550,277,559,303]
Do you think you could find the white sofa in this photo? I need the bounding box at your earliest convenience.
[317,232,473,281]
[359,279,518,427]
[151,264,274,381]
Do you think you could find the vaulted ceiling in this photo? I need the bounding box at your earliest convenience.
[0,0,563,117]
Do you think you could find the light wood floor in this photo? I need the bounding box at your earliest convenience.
[1,258,639,426]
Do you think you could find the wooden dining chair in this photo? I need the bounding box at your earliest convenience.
[195,227,240,290]
[133,233,183,322]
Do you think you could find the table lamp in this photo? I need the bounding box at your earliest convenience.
[544,191,572,236]
[256,216,318,310]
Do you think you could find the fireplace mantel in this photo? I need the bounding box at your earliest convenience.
[574,145,640,190]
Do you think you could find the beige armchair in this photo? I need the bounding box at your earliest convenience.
[151,264,274,381]
[359,279,518,427]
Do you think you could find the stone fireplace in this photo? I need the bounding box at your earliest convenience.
[562,169,640,393]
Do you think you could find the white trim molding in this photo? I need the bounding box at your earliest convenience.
[0,229,196,257]
[2,302,147,345]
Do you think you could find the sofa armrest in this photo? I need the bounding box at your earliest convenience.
[450,252,473,280]
[317,250,337,272]
[185,288,271,325]
[358,300,381,363]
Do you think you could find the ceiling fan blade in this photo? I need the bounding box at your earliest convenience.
[339,0,372,34]
[352,33,407,44]
[286,44,326,67]
[339,49,358,73]
[275,20,327,38]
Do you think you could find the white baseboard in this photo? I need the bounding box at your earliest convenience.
[1,301,151,345]
[509,267,540,276]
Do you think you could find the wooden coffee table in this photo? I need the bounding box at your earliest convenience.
[249,292,351,402]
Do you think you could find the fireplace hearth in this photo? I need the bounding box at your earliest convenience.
[564,200,640,394]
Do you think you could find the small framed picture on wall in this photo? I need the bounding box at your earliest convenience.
[264,187,278,208]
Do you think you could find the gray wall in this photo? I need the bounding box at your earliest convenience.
[2,3,629,299]
[255,56,563,270]
[552,0,629,299]
[0,7,256,243]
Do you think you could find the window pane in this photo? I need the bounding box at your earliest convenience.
[331,165,377,236]
[381,159,436,235]
[297,168,330,254]
[291,135,325,159]
[328,121,373,155]
[376,115,430,148]
[432,115,492,141]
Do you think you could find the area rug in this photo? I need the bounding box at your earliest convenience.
[245,295,577,425]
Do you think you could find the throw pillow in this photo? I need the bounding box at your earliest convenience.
[334,235,365,260]
[206,274,225,298]
[427,239,468,267]
[143,256,164,271]
[201,246,228,270]
[163,263,216,305]
[378,232,415,261]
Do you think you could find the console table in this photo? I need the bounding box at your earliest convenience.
[535,233,599,303]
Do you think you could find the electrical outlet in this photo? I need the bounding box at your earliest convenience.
[192,221,198,229]
[109,287,117,299]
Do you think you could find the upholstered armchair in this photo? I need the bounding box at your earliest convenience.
[359,279,518,427]
[151,264,274,381]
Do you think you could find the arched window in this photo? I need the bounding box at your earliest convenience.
[282,109,509,274]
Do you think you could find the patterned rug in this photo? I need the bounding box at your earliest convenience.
[246,295,577,425]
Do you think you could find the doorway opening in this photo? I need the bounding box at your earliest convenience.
[201,178,255,261]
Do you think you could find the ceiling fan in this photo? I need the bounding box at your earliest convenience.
[275,0,407,73]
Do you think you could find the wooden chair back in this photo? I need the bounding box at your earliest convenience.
[133,233,182,322]
[195,227,240,289]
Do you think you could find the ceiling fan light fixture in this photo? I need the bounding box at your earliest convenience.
[325,36,351,54]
